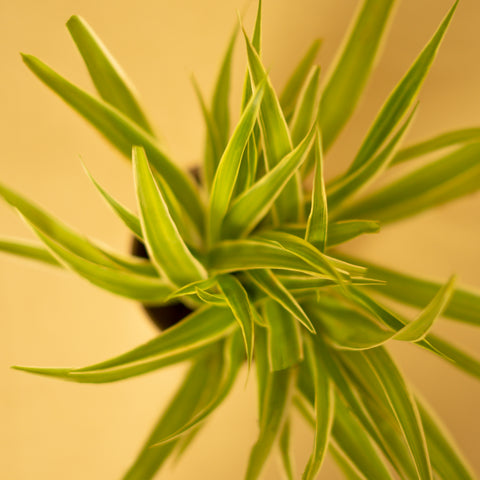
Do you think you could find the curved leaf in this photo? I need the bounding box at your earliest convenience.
[66,15,154,134]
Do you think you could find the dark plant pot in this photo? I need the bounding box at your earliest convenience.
[131,167,200,331]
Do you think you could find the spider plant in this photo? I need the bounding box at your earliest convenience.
[2,0,480,478]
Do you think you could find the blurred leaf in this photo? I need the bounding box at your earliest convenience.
[245,366,296,480]
[243,29,301,222]
[348,2,457,173]
[392,127,480,166]
[247,269,315,333]
[133,147,207,286]
[21,54,204,230]
[263,299,303,371]
[217,274,255,366]
[425,334,480,381]
[344,255,480,326]
[327,220,380,247]
[208,82,265,244]
[0,237,60,267]
[0,182,122,269]
[305,130,328,251]
[122,346,224,480]
[83,165,143,240]
[302,337,334,480]
[394,275,455,341]
[417,395,476,480]
[280,39,322,120]
[346,349,433,479]
[150,331,245,446]
[339,142,480,223]
[330,103,418,212]
[330,446,367,480]
[211,28,237,150]
[66,15,154,134]
[279,420,295,480]
[319,0,397,149]
[28,225,172,303]
[192,76,221,192]
[222,126,316,238]
[290,66,321,147]
[14,306,235,383]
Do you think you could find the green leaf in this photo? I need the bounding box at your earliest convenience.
[263,299,303,371]
[0,237,60,267]
[236,0,262,195]
[319,0,397,149]
[21,54,204,230]
[333,394,395,480]
[13,306,235,383]
[83,165,143,240]
[297,386,393,480]
[304,295,392,350]
[122,347,224,480]
[270,219,380,247]
[211,28,237,150]
[280,39,322,120]
[348,2,458,173]
[392,127,480,166]
[302,337,334,480]
[245,367,296,480]
[0,182,121,269]
[133,146,207,286]
[278,275,383,293]
[254,324,269,419]
[313,335,415,479]
[28,225,172,303]
[216,274,255,366]
[394,275,456,341]
[305,276,454,350]
[330,446,367,480]
[330,103,418,212]
[305,130,328,251]
[247,269,315,333]
[243,29,301,223]
[150,331,245,446]
[207,82,265,245]
[279,420,295,480]
[326,220,380,247]
[416,395,477,480]
[339,142,480,223]
[425,334,480,381]
[66,15,154,134]
[194,287,227,306]
[207,238,329,276]
[256,231,366,276]
[192,76,221,192]
[344,255,480,326]
[354,348,433,479]
[344,370,419,480]
[222,125,316,238]
[290,66,321,147]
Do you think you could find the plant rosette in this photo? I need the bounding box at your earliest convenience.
[2,1,480,479]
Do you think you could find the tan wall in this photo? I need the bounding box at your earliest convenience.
[1,0,479,478]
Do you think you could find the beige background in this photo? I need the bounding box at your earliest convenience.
[1,0,479,478]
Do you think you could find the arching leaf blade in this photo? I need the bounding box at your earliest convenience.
[319,0,397,149]
[66,15,154,134]
[348,1,458,173]
[21,54,204,230]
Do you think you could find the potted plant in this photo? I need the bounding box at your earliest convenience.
[2,0,479,478]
